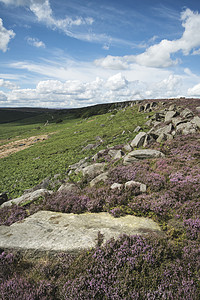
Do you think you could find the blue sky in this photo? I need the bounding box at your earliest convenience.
[1,0,200,108]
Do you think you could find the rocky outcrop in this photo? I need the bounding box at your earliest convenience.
[58,183,79,193]
[123,149,165,165]
[108,149,124,160]
[89,172,109,187]
[125,181,147,193]
[1,189,53,208]
[111,183,123,190]
[0,211,161,254]
[81,163,106,179]
[131,132,147,148]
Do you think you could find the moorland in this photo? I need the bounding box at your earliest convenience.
[0,98,199,299]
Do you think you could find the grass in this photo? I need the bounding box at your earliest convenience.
[0,104,149,198]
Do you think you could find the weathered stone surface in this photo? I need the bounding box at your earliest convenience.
[0,192,8,206]
[81,163,105,179]
[110,183,123,190]
[108,149,124,160]
[152,112,165,121]
[165,111,178,122]
[143,134,156,147]
[130,132,147,148]
[58,183,79,193]
[154,124,173,136]
[0,211,161,254]
[138,105,144,112]
[156,133,168,143]
[123,149,164,164]
[176,122,197,135]
[92,149,107,161]
[180,108,193,119]
[125,181,147,193]
[69,157,88,170]
[134,126,142,133]
[144,103,150,111]
[123,144,132,152]
[1,189,53,208]
[168,104,176,111]
[150,102,157,108]
[191,116,200,129]
[90,172,109,187]
[171,117,188,127]
[145,120,153,127]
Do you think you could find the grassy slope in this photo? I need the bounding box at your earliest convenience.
[0,104,149,198]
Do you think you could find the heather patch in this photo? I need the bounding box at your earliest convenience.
[0,204,28,226]
[1,235,199,299]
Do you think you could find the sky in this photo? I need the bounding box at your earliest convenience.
[1,0,200,108]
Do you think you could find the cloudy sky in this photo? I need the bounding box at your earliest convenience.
[1,0,200,108]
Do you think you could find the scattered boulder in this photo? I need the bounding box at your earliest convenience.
[154,124,173,136]
[138,105,144,112]
[125,181,147,193]
[180,108,193,119]
[171,117,188,127]
[0,211,161,254]
[168,104,176,111]
[151,102,157,108]
[123,149,164,165]
[0,192,8,206]
[143,133,157,147]
[1,189,53,208]
[69,157,88,170]
[108,149,124,160]
[152,112,165,122]
[81,163,106,179]
[191,116,200,129]
[110,183,123,190]
[144,103,151,111]
[176,122,197,135]
[130,132,147,148]
[165,111,178,122]
[196,107,200,113]
[156,133,168,143]
[58,183,79,193]
[90,172,109,187]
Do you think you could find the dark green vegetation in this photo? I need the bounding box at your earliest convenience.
[0,99,200,299]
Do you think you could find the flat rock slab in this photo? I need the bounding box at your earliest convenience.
[0,211,161,254]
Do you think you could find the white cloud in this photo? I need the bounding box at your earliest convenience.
[145,75,183,98]
[26,37,45,48]
[188,83,200,96]
[95,9,200,69]
[0,91,7,102]
[0,0,95,41]
[0,18,15,52]
[105,73,128,91]
[0,78,18,89]
[2,70,190,108]
[95,55,129,70]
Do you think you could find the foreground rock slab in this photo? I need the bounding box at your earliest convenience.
[0,211,161,254]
